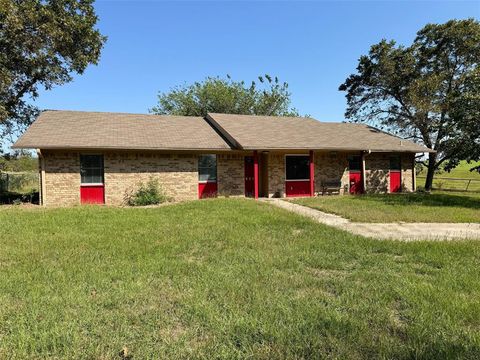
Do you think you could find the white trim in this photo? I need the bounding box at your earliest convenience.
[198,180,217,184]
[80,183,104,186]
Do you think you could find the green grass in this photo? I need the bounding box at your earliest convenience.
[294,191,480,223]
[0,199,479,359]
[418,161,480,192]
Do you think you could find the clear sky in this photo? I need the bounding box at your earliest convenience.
[35,1,478,123]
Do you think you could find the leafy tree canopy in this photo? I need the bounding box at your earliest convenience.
[0,151,37,172]
[339,19,480,189]
[150,75,300,117]
[0,0,106,150]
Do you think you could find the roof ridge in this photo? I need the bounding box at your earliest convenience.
[40,109,204,118]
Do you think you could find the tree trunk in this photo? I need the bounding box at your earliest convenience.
[424,152,437,191]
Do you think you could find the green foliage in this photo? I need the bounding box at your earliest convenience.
[0,0,106,149]
[0,199,479,358]
[339,19,480,189]
[0,152,37,172]
[150,74,300,117]
[125,178,168,206]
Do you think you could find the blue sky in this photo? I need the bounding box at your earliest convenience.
[35,1,478,123]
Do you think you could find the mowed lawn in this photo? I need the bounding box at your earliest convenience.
[294,191,480,223]
[0,200,479,359]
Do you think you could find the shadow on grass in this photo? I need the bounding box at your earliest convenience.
[350,193,480,210]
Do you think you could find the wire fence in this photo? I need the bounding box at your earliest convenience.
[416,176,480,192]
[0,172,39,193]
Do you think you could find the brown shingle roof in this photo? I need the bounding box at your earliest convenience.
[13,110,231,150]
[13,110,433,153]
[206,113,433,153]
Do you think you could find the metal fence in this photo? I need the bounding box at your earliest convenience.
[0,172,39,193]
[416,176,480,192]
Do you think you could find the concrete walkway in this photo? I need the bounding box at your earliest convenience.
[261,198,480,241]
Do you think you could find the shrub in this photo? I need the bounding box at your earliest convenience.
[125,178,168,206]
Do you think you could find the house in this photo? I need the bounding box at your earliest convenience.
[13,110,433,206]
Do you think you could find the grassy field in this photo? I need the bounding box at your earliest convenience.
[294,191,480,223]
[418,161,480,192]
[0,199,479,359]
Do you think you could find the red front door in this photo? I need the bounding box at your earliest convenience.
[349,171,362,194]
[245,156,254,197]
[390,171,401,193]
[80,185,105,204]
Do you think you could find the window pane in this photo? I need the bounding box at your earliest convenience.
[199,155,217,182]
[80,155,104,184]
[348,156,361,171]
[390,156,401,170]
[286,156,310,180]
[80,155,103,168]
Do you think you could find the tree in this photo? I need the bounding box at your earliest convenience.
[0,0,106,151]
[150,75,299,117]
[339,19,480,190]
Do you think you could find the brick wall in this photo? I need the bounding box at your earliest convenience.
[217,153,244,196]
[365,153,390,193]
[41,151,198,206]
[364,152,415,193]
[104,152,198,205]
[314,152,350,194]
[43,151,80,206]
[41,149,416,206]
[268,153,285,197]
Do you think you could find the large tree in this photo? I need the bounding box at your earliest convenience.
[150,75,299,117]
[0,0,106,149]
[339,19,480,190]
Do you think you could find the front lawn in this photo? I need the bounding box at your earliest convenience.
[0,199,479,358]
[293,191,480,223]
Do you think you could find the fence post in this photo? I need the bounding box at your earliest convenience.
[466,179,471,191]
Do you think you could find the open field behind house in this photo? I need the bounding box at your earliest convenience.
[0,199,479,359]
[418,161,480,192]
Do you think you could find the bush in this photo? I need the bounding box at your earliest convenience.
[125,178,168,206]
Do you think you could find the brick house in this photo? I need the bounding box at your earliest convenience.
[13,110,433,206]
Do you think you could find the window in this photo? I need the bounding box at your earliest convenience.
[348,155,361,171]
[390,155,401,170]
[80,155,104,184]
[286,155,310,180]
[198,155,217,182]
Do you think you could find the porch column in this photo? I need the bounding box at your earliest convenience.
[309,150,315,197]
[253,150,259,199]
